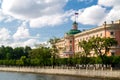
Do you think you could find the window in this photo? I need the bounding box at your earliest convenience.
[70,40,72,43]
[69,45,72,51]
[100,33,102,36]
[110,32,114,35]
[96,34,98,37]
[111,52,115,56]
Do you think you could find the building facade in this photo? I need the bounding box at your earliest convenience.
[56,20,120,58]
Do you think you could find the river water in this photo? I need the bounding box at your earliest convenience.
[0,71,118,80]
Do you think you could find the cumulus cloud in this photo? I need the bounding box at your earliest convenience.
[1,0,68,28]
[13,21,30,40]
[10,39,40,48]
[0,27,42,48]
[0,28,11,41]
[0,9,15,23]
[23,39,40,48]
[0,9,7,21]
[0,28,11,46]
[72,5,107,25]
[98,0,120,23]
[30,14,66,28]
[2,0,67,19]
[71,0,120,25]
[30,9,75,28]
[98,0,120,7]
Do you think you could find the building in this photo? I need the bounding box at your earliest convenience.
[56,20,120,58]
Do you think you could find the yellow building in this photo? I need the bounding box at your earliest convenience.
[56,20,120,58]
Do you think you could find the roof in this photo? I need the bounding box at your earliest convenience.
[66,29,81,35]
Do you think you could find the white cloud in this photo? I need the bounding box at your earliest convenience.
[11,21,42,48]
[72,5,107,25]
[1,0,68,27]
[98,0,120,7]
[0,9,15,23]
[0,27,11,41]
[23,39,39,48]
[98,0,120,23]
[30,14,67,28]
[13,21,30,40]
[10,39,40,48]
[4,16,15,23]
[30,9,74,28]
[0,27,42,48]
[0,9,6,21]
[0,28,11,46]
[0,20,42,48]
[78,0,93,3]
[9,39,40,48]
[1,0,82,28]
[70,0,120,25]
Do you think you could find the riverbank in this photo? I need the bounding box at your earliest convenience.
[0,66,120,79]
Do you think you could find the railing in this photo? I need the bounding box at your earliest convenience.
[0,64,113,71]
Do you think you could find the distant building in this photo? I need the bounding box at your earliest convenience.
[56,20,120,58]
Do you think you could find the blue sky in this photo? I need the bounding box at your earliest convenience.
[0,0,120,48]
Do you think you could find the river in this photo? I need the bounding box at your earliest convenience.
[0,71,118,80]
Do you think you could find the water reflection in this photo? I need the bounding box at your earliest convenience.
[0,71,118,80]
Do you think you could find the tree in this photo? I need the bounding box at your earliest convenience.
[48,37,60,68]
[0,46,6,59]
[103,37,118,55]
[24,46,31,58]
[13,47,25,59]
[79,40,93,67]
[89,37,104,56]
[48,37,60,55]
[5,46,14,59]
[79,40,92,57]
[29,47,52,66]
[89,37,118,56]
[89,37,118,65]
[78,37,118,66]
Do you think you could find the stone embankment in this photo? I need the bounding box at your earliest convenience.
[0,66,120,79]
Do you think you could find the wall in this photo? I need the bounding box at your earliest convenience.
[0,66,120,79]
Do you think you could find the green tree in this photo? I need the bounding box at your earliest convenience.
[79,40,92,57]
[0,46,6,59]
[89,37,104,56]
[29,47,52,66]
[89,37,118,65]
[5,46,14,59]
[103,37,118,55]
[79,40,93,67]
[48,37,60,68]
[24,46,31,58]
[13,47,25,59]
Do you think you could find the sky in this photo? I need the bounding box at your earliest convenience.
[0,0,120,48]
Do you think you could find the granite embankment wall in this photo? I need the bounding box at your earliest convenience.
[0,66,120,78]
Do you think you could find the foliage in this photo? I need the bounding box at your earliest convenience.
[0,37,119,67]
[48,37,60,68]
[79,40,92,56]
